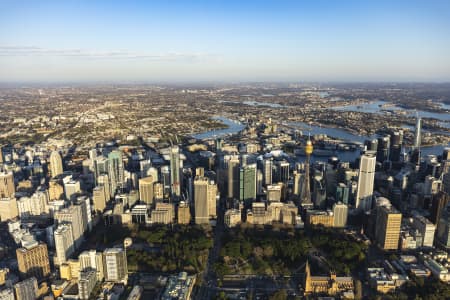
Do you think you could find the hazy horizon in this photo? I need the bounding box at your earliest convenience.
[1,0,450,82]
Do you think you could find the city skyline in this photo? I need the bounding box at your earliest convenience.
[1,0,450,83]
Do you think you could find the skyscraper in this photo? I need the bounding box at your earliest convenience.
[79,250,104,281]
[108,150,124,195]
[356,152,376,211]
[239,163,257,203]
[313,175,327,209]
[94,156,109,184]
[227,156,240,199]
[169,146,181,197]
[262,157,273,186]
[55,205,85,249]
[292,170,303,197]
[375,204,402,250]
[75,196,93,233]
[63,177,81,201]
[333,202,348,228]
[97,174,112,199]
[139,175,154,206]
[275,160,290,184]
[300,138,313,208]
[153,182,164,201]
[376,136,390,163]
[92,185,107,213]
[364,139,378,152]
[49,151,64,178]
[414,116,422,149]
[54,224,75,266]
[103,248,128,283]
[431,191,450,224]
[194,176,217,224]
[412,215,435,248]
[161,165,171,196]
[16,243,51,280]
[48,178,64,200]
[411,115,422,166]
[335,183,350,205]
[390,130,403,162]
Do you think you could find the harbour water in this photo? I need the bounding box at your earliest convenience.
[332,100,450,121]
[290,121,449,162]
[243,100,284,108]
[194,115,449,163]
[192,116,245,140]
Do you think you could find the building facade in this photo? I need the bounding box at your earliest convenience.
[16,243,51,280]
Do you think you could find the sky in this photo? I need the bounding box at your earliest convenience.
[1,0,450,83]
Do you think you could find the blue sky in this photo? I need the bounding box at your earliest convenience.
[1,0,449,82]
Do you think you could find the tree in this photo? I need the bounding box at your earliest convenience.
[270,289,287,300]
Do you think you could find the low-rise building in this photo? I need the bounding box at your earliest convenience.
[161,272,196,300]
[151,203,174,224]
[0,288,14,300]
[246,202,298,226]
[177,202,191,224]
[224,209,241,228]
[304,261,354,297]
[367,268,396,294]
[306,210,334,227]
[126,285,143,300]
[423,257,450,282]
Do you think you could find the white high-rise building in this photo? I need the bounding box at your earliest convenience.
[333,202,348,228]
[32,191,49,215]
[55,205,85,249]
[17,197,32,219]
[54,224,74,265]
[17,191,49,218]
[49,151,64,178]
[414,116,422,149]
[79,250,104,281]
[63,177,81,201]
[76,196,93,232]
[103,248,128,283]
[356,152,377,211]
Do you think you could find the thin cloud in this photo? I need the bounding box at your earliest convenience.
[0,45,215,62]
